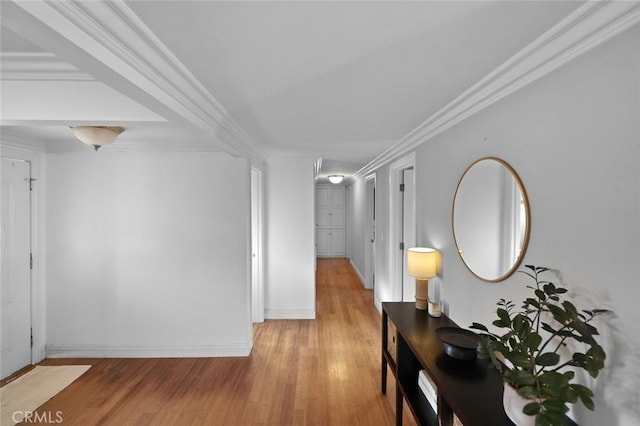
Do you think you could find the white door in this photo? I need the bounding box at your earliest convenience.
[401,168,415,302]
[1,158,32,379]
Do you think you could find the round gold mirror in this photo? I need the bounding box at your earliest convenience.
[452,157,530,282]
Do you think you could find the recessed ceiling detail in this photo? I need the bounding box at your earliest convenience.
[0,52,93,81]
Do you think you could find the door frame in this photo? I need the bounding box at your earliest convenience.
[401,168,415,302]
[364,173,376,291]
[389,152,416,302]
[251,167,264,323]
[1,142,45,365]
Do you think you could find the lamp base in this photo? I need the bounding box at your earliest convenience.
[415,279,428,310]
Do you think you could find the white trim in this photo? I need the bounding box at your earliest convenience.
[0,52,93,81]
[45,343,252,358]
[364,173,377,291]
[388,153,415,302]
[0,129,47,153]
[251,167,265,324]
[350,258,365,287]
[356,1,640,177]
[374,298,382,315]
[345,185,351,259]
[6,0,266,163]
[265,309,316,320]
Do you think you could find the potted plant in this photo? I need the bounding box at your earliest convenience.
[470,265,609,426]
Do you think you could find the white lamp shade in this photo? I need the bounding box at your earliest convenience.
[407,247,440,279]
[72,126,124,148]
[328,175,344,184]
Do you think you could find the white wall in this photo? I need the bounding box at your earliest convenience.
[350,23,640,425]
[46,152,252,357]
[264,159,316,319]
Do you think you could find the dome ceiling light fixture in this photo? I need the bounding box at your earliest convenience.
[328,174,344,184]
[71,126,125,151]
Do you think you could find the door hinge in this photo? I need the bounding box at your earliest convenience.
[30,253,33,270]
[399,242,405,250]
[399,183,405,192]
[31,328,33,347]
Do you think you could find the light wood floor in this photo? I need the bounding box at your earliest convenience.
[28,258,416,425]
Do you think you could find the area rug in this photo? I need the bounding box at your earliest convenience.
[1,365,91,426]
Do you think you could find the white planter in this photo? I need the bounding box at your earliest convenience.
[503,383,536,426]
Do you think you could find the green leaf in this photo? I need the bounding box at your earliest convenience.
[492,319,509,328]
[542,399,569,414]
[504,369,536,386]
[541,322,557,334]
[539,371,569,388]
[543,283,557,295]
[535,412,554,426]
[470,322,488,332]
[587,344,606,362]
[523,332,542,351]
[571,384,595,409]
[570,384,593,398]
[548,304,570,323]
[513,314,531,339]
[562,301,578,318]
[524,298,541,309]
[536,352,560,367]
[523,402,540,415]
[497,308,511,325]
[518,386,540,400]
[535,289,546,301]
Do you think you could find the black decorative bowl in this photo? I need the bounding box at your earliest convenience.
[436,327,480,361]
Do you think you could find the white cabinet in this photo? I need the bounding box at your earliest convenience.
[317,208,345,228]
[316,229,346,257]
[316,184,346,257]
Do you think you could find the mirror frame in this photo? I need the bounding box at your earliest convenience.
[451,157,531,282]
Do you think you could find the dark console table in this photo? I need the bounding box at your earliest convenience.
[381,302,512,426]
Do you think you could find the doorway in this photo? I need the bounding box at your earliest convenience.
[401,168,415,302]
[1,158,32,379]
[364,174,376,290]
[389,153,416,302]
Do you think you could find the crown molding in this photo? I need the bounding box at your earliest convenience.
[8,0,267,163]
[0,128,47,154]
[356,1,640,177]
[0,52,94,81]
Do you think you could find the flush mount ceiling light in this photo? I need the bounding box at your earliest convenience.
[71,126,125,151]
[328,175,344,184]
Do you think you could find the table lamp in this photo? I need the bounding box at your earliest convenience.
[407,247,440,311]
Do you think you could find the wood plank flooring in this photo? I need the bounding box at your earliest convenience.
[27,258,416,425]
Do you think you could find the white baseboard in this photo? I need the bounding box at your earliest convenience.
[349,259,367,288]
[374,298,382,314]
[45,342,252,358]
[265,309,315,320]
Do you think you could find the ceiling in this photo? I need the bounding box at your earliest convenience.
[0,1,582,178]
